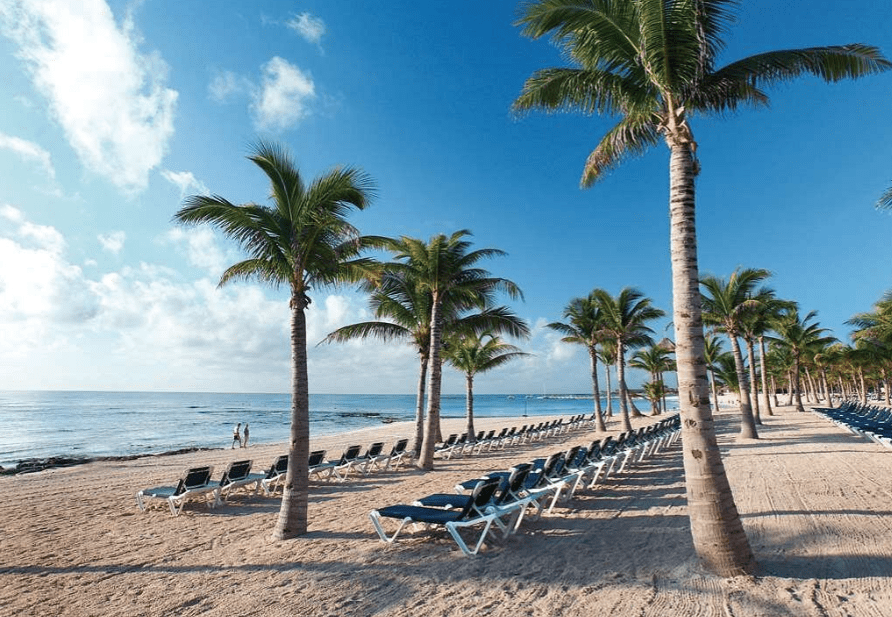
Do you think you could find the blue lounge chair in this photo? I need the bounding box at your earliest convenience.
[216,459,264,504]
[260,455,289,495]
[369,477,501,556]
[136,465,217,516]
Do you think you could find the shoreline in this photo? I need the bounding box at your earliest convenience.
[3,405,892,615]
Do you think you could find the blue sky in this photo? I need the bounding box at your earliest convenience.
[0,0,890,395]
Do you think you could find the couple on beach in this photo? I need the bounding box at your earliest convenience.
[231,423,249,448]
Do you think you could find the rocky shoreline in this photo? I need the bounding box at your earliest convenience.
[0,446,218,475]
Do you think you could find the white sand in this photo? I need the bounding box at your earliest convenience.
[1,405,890,616]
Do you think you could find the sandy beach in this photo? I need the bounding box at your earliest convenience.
[1,404,891,616]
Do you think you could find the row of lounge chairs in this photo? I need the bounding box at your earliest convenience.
[813,401,892,448]
[136,438,414,516]
[369,415,681,556]
[308,439,413,481]
[136,455,289,516]
[434,414,595,460]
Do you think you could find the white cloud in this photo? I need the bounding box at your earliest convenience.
[286,12,325,47]
[251,56,315,132]
[0,132,55,178]
[97,230,125,254]
[208,70,249,103]
[0,0,177,194]
[161,169,210,198]
[163,227,229,276]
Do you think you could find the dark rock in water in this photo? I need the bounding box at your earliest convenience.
[15,456,92,474]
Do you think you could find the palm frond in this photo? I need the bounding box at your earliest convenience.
[581,112,661,187]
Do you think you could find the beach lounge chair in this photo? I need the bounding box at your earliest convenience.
[375,439,411,471]
[308,450,339,482]
[331,445,365,481]
[260,455,289,495]
[136,465,217,516]
[216,459,264,504]
[417,464,535,537]
[369,477,502,556]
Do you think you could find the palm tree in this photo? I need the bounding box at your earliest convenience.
[593,288,664,432]
[173,141,375,540]
[547,292,608,431]
[444,332,529,440]
[380,230,523,470]
[712,352,741,394]
[848,291,892,405]
[513,0,888,575]
[700,268,771,438]
[321,268,527,455]
[703,334,725,413]
[642,380,667,415]
[599,340,617,417]
[770,309,836,412]
[630,344,674,414]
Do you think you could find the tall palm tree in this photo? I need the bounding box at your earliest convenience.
[548,292,608,431]
[321,268,527,454]
[700,268,771,438]
[513,0,888,575]
[173,141,375,540]
[444,332,529,440]
[770,309,836,412]
[381,230,523,470]
[593,287,664,432]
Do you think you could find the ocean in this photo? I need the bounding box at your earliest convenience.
[0,390,678,469]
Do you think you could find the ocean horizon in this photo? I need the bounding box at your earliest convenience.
[0,390,677,469]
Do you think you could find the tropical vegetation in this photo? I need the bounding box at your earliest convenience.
[514,0,889,576]
[174,141,375,540]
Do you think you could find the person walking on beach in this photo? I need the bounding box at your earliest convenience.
[232,423,242,449]
[242,423,249,448]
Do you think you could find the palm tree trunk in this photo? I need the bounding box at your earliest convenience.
[605,363,614,416]
[785,371,794,406]
[709,367,720,412]
[273,298,310,539]
[668,139,754,575]
[758,336,773,416]
[793,355,806,411]
[625,378,643,417]
[616,341,632,432]
[804,366,815,403]
[729,333,759,438]
[418,292,443,470]
[858,367,867,405]
[771,375,779,407]
[884,369,891,407]
[465,373,476,441]
[820,369,833,408]
[745,339,761,424]
[589,349,607,431]
[413,355,428,456]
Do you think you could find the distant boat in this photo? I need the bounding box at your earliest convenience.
[506,395,515,400]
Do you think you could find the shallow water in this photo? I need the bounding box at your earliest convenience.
[0,390,677,467]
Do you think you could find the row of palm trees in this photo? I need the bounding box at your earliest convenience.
[172,0,890,579]
[547,287,667,433]
[174,146,530,540]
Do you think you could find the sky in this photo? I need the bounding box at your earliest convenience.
[0,0,891,395]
